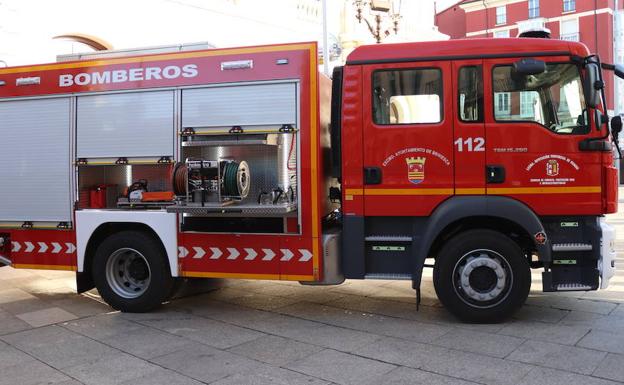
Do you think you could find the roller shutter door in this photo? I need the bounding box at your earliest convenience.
[0,98,72,222]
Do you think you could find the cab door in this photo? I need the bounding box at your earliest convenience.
[483,57,602,215]
[362,61,454,216]
[453,61,486,194]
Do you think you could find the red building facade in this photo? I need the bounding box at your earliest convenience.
[436,0,623,110]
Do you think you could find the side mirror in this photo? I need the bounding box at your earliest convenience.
[615,64,624,80]
[612,115,623,137]
[583,62,602,108]
[513,58,546,75]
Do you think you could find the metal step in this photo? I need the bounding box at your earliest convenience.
[552,243,593,252]
[555,283,593,291]
[365,235,413,242]
[364,273,411,280]
[0,255,11,267]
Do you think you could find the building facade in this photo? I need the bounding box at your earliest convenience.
[436,0,623,113]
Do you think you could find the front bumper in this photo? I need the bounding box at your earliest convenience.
[598,217,617,289]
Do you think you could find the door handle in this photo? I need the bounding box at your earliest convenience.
[364,167,382,185]
[486,165,505,184]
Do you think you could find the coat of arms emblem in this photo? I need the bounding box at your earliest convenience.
[406,157,426,184]
[546,159,559,176]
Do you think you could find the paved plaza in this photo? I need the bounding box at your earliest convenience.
[1,194,624,384]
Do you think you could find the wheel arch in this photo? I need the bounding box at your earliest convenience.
[75,211,178,293]
[413,196,549,287]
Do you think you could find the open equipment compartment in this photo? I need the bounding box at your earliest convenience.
[170,81,301,234]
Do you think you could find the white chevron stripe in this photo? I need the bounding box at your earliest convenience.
[280,249,294,261]
[11,241,20,253]
[227,248,240,260]
[210,247,223,260]
[299,249,312,262]
[262,249,275,261]
[65,243,76,254]
[37,242,48,253]
[178,246,189,258]
[193,247,206,259]
[244,248,257,260]
[24,242,35,253]
[51,242,62,254]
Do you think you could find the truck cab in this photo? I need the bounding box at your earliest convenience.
[334,38,620,321]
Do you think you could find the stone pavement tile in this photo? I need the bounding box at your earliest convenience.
[16,307,77,327]
[119,368,204,385]
[50,295,110,318]
[0,340,37,369]
[0,288,37,304]
[63,313,143,340]
[353,336,444,369]
[560,311,624,335]
[326,293,421,320]
[99,325,197,359]
[354,337,532,385]
[610,303,624,316]
[286,349,396,385]
[526,295,616,315]
[507,340,607,375]
[323,308,451,344]
[581,289,624,303]
[18,278,76,295]
[136,313,265,349]
[578,330,624,354]
[278,301,451,344]
[0,266,38,280]
[420,348,533,385]
[180,298,276,327]
[498,320,590,345]
[0,296,56,316]
[62,352,161,385]
[513,305,569,323]
[119,367,204,385]
[228,335,323,366]
[212,309,325,338]
[0,308,31,335]
[517,366,621,385]
[274,301,360,325]
[212,365,330,385]
[0,361,73,385]
[431,328,525,358]
[1,325,114,369]
[362,366,479,385]
[150,343,264,383]
[220,291,301,311]
[592,353,624,382]
[291,324,383,352]
[235,281,345,303]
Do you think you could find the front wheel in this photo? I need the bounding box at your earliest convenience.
[92,230,174,312]
[433,229,530,323]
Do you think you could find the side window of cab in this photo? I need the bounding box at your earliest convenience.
[492,63,589,134]
[372,68,443,125]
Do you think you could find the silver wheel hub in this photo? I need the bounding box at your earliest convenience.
[453,249,513,309]
[105,248,151,299]
[459,253,507,301]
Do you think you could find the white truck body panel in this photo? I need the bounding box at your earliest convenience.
[75,210,179,276]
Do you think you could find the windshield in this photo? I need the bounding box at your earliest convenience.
[493,63,588,134]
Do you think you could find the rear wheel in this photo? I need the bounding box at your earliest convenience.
[93,231,174,312]
[433,229,530,323]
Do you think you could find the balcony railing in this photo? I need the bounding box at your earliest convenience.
[560,32,580,42]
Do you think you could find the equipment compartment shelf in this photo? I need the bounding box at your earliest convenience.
[166,202,297,217]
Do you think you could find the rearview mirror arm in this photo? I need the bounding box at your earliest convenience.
[601,62,624,79]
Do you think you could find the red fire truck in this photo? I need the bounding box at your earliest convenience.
[0,38,622,322]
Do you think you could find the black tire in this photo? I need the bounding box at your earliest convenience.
[92,230,174,312]
[433,229,530,323]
